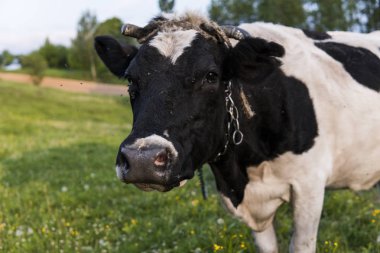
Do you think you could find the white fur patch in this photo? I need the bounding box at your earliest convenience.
[115,165,126,181]
[179,180,188,187]
[126,134,178,159]
[149,30,198,64]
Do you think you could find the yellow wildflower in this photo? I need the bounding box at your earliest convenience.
[191,199,199,207]
[0,223,6,232]
[240,242,247,249]
[41,227,48,234]
[213,244,223,252]
[372,209,380,216]
[371,219,376,223]
[70,229,79,237]
[131,219,137,225]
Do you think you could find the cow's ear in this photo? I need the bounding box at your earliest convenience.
[228,37,285,83]
[94,35,138,78]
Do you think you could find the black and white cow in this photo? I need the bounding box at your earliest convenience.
[95,12,380,253]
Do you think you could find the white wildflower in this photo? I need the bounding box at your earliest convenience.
[217,218,225,225]
[15,227,23,237]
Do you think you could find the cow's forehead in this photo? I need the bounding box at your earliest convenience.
[149,29,198,64]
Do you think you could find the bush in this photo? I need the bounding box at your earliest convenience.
[21,52,48,85]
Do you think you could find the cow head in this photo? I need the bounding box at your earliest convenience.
[94,13,284,192]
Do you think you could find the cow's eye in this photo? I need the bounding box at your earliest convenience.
[205,72,218,84]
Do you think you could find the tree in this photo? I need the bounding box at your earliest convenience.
[359,0,380,32]
[94,17,137,82]
[209,0,306,27]
[21,52,48,85]
[257,0,306,27]
[68,11,98,80]
[159,0,175,12]
[39,38,68,69]
[306,0,348,31]
[209,0,256,25]
[0,50,14,68]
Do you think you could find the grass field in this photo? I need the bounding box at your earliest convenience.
[0,80,379,253]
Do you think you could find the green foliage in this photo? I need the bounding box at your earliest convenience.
[159,0,175,12]
[306,0,349,31]
[39,38,68,69]
[0,50,14,68]
[68,11,98,79]
[209,0,256,25]
[209,0,380,31]
[67,12,136,83]
[20,52,48,85]
[94,17,137,83]
[357,0,380,32]
[0,81,379,252]
[209,0,306,27]
[257,0,306,27]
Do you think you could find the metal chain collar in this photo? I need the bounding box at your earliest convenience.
[200,80,245,200]
[213,80,244,161]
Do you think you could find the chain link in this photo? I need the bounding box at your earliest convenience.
[213,81,244,161]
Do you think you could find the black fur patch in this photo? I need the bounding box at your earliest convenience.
[210,38,319,207]
[302,29,332,40]
[316,42,380,92]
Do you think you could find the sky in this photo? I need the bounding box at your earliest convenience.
[0,0,210,55]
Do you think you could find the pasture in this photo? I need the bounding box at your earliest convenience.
[0,80,379,253]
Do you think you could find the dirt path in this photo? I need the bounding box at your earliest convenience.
[0,72,128,96]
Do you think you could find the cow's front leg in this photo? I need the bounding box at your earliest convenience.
[290,183,325,253]
[252,223,278,253]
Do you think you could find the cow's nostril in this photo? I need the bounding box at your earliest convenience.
[154,150,169,167]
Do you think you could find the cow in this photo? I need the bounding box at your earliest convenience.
[94,12,380,253]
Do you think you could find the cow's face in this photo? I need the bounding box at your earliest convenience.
[95,30,229,191]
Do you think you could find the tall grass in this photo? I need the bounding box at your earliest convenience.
[0,80,379,252]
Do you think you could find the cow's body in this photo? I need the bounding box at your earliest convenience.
[95,13,380,253]
[217,23,380,252]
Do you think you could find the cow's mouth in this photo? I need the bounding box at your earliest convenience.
[133,183,170,192]
[133,180,188,192]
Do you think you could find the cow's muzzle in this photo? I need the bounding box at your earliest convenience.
[115,134,183,191]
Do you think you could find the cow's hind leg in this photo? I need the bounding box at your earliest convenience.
[252,223,278,253]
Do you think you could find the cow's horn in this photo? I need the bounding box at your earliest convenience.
[121,24,144,38]
[222,26,250,40]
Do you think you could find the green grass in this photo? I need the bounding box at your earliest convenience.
[0,80,379,253]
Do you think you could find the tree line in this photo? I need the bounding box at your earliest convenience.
[0,11,136,84]
[209,0,380,32]
[1,0,379,84]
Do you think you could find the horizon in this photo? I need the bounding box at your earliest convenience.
[0,0,210,55]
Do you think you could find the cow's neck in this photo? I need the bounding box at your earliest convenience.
[209,69,318,207]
